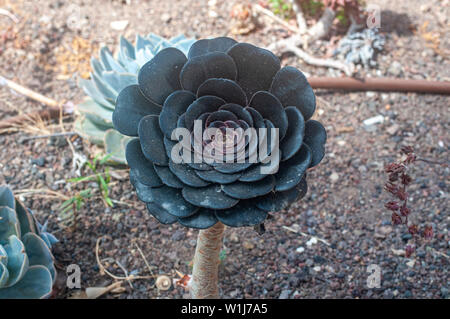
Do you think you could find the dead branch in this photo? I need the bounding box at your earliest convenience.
[0,75,74,133]
[268,38,354,75]
[18,131,78,142]
[95,236,159,282]
[0,75,60,108]
[253,3,300,34]
[0,8,19,23]
[282,225,331,246]
[290,0,307,32]
[256,1,368,71]
[256,3,353,74]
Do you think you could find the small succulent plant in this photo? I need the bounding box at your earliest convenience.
[112,36,326,229]
[76,34,196,164]
[334,28,385,68]
[0,186,58,299]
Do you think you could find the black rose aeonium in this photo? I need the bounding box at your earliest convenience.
[112,37,326,229]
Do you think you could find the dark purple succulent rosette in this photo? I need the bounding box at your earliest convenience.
[112,37,326,229]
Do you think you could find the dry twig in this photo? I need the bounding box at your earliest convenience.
[290,0,307,32]
[0,8,19,23]
[268,39,354,75]
[282,225,331,246]
[254,4,353,74]
[18,131,78,142]
[253,4,300,34]
[0,75,59,108]
[14,188,70,201]
[95,236,157,282]
[0,75,74,133]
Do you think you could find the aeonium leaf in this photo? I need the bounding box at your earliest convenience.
[146,203,178,225]
[227,42,281,99]
[215,200,267,227]
[270,66,316,121]
[280,106,305,161]
[303,120,327,167]
[178,208,218,229]
[138,47,187,104]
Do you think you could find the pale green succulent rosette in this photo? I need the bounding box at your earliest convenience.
[0,186,58,299]
[75,34,196,164]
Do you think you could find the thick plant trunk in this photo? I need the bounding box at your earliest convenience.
[189,222,225,299]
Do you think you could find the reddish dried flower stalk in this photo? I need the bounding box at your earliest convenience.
[408,225,419,235]
[405,245,415,258]
[391,212,402,225]
[385,163,405,174]
[400,203,410,217]
[423,226,433,240]
[383,146,433,257]
[401,174,412,186]
[401,146,414,154]
[384,182,399,194]
[395,189,408,201]
[385,201,399,211]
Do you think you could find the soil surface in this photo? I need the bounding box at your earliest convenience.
[0,0,448,299]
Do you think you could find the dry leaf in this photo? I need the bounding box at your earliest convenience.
[68,282,122,299]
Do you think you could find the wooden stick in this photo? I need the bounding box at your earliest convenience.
[253,4,300,34]
[269,39,353,75]
[0,8,19,23]
[0,75,72,133]
[18,131,78,142]
[290,0,307,32]
[0,75,60,108]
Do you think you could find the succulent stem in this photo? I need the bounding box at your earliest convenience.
[190,222,225,299]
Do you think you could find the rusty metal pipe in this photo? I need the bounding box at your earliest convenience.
[308,77,450,95]
[1,77,449,133]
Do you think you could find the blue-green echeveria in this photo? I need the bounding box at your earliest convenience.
[0,186,58,299]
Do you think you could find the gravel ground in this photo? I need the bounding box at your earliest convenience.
[0,0,448,299]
